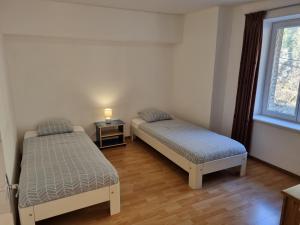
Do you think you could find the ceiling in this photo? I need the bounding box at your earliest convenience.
[48,0,261,14]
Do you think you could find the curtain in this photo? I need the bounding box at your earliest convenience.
[231,11,266,151]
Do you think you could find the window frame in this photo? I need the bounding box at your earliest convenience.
[262,18,300,123]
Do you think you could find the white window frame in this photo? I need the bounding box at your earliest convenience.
[261,18,300,123]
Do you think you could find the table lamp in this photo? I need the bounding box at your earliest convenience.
[104,108,112,124]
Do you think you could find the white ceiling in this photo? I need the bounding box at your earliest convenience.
[48,0,261,14]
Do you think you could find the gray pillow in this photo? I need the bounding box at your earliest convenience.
[138,108,172,122]
[37,118,74,136]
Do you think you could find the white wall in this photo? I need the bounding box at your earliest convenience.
[0,34,17,184]
[211,0,300,175]
[251,122,300,175]
[210,6,233,133]
[0,0,183,139]
[0,0,182,44]
[172,7,219,128]
[5,35,174,138]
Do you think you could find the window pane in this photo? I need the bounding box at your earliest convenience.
[267,25,300,116]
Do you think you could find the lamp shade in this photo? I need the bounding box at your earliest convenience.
[104,108,112,119]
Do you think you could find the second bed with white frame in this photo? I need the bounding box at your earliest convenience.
[131,119,247,189]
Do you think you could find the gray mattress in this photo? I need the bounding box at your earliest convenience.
[139,119,246,164]
[18,131,119,208]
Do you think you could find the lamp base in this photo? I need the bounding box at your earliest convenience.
[105,118,111,124]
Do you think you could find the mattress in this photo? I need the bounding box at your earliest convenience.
[136,119,246,164]
[18,130,119,208]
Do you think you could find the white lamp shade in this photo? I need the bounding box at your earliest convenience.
[104,108,112,118]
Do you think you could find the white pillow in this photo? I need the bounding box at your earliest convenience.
[37,118,74,136]
[138,108,172,122]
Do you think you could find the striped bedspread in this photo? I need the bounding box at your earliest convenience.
[18,131,119,208]
[139,119,246,164]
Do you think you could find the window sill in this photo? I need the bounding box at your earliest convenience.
[253,115,300,133]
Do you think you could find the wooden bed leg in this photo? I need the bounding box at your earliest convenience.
[188,164,203,189]
[131,134,136,142]
[130,126,136,142]
[110,183,120,215]
[240,154,247,177]
[19,207,35,225]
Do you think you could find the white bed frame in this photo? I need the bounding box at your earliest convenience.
[19,126,120,225]
[131,125,247,189]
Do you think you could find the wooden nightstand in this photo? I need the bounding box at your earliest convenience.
[95,120,126,149]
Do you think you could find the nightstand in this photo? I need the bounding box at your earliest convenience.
[95,120,126,149]
[280,184,300,225]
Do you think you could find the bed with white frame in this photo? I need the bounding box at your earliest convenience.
[19,126,120,225]
[131,119,247,189]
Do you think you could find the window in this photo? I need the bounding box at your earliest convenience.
[262,19,300,122]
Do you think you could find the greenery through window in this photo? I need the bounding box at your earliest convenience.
[262,19,300,122]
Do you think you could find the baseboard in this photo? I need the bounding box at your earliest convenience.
[249,155,300,179]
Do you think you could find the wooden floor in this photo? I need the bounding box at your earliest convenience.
[38,139,300,225]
